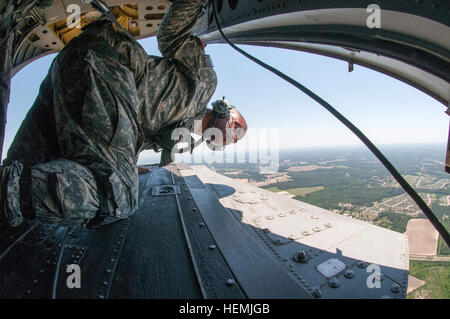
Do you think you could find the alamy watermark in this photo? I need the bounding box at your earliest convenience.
[66,264,81,289]
[366,263,382,288]
[67,3,382,30]
[66,1,95,29]
[366,4,381,29]
[169,123,280,174]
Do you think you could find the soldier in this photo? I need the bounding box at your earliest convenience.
[0,0,247,228]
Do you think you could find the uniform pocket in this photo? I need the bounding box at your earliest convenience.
[31,160,99,226]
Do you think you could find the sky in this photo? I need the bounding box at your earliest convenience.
[3,36,448,164]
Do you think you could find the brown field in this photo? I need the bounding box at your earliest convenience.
[250,174,292,187]
[287,165,333,172]
[405,219,439,256]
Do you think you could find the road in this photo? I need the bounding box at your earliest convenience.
[409,254,450,262]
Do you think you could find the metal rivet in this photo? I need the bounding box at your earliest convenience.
[293,251,308,263]
[105,269,112,273]
[199,222,205,227]
[226,279,235,286]
[357,261,368,268]
[209,245,216,250]
[192,208,197,211]
[311,288,322,298]
[110,258,115,262]
[391,283,401,293]
[102,281,108,286]
[344,269,355,279]
[329,278,340,288]
[99,295,105,299]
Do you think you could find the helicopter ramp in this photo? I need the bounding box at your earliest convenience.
[0,164,409,298]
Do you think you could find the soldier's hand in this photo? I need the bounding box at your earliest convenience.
[138,166,152,174]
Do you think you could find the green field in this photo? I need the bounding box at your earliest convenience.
[266,186,325,197]
[437,236,450,256]
[374,210,413,233]
[437,219,450,256]
[407,260,450,299]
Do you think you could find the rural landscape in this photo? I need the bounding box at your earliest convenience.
[209,143,450,299]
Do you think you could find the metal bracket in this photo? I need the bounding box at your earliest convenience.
[152,185,181,196]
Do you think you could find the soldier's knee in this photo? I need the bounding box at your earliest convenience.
[1,159,139,228]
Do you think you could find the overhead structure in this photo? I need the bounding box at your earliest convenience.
[195,0,449,106]
[4,0,449,105]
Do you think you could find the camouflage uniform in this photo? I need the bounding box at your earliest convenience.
[0,0,217,227]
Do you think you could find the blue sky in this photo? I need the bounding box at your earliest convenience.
[3,36,448,162]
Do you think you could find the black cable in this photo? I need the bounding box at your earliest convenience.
[210,0,450,247]
[89,0,145,51]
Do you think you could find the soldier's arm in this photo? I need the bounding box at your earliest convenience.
[157,0,209,77]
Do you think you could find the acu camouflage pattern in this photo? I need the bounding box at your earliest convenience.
[0,160,24,227]
[1,0,217,227]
